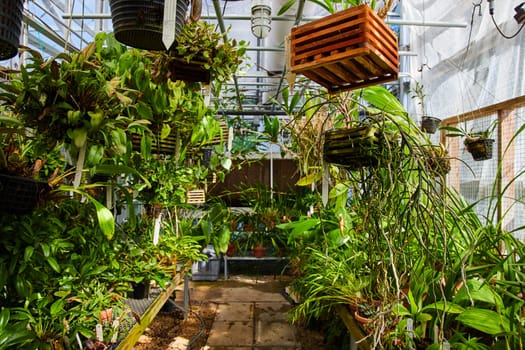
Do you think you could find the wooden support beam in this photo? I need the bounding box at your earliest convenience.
[336,304,371,350]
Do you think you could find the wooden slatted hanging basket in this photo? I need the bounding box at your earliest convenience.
[289,4,398,93]
[323,126,383,170]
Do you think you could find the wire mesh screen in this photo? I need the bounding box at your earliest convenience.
[445,107,525,240]
[504,107,525,240]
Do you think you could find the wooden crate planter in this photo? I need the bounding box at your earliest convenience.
[323,126,383,169]
[131,133,177,155]
[290,4,398,93]
[186,189,206,204]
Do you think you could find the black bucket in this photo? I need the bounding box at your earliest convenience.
[109,0,189,51]
[0,0,23,60]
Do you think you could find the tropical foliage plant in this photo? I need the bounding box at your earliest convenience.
[277,84,525,349]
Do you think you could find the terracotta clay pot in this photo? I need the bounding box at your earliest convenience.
[252,246,266,258]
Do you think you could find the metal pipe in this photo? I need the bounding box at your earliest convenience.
[271,0,306,111]
[212,0,243,111]
[219,110,287,116]
[30,2,93,45]
[62,13,468,28]
[23,14,79,52]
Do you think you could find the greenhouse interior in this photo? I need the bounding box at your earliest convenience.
[1,0,525,349]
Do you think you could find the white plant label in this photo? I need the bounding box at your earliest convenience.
[162,0,178,50]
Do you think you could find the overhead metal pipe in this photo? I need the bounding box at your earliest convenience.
[62,13,468,28]
[271,0,306,111]
[211,0,243,111]
[30,2,92,45]
[23,14,79,53]
[219,110,287,116]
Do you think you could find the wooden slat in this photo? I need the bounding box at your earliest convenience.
[290,4,398,93]
[186,189,206,204]
[116,273,184,350]
[336,305,371,350]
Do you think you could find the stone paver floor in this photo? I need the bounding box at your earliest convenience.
[179,275,325,350]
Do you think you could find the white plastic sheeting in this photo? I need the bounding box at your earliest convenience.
[402,0,525,119]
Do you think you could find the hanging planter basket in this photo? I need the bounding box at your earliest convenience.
[323,126,383,170]
[109,0,190,51]
[289,4,398,93]
[465,138,495,161]
[0,174,51,215]
[0,0,24,60]
[421,116,441,134]
[165,55,211,83]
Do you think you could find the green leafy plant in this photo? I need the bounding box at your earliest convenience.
[442,120,498,144]
[148,21,247,85]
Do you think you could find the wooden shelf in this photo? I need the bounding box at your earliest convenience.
[336,305,371,350]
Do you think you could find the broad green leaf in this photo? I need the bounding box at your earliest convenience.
[359,85,406,116]
[296,172,322,186]
[221,158,232,171]
[0,116,22,125]
[72,127,88,148]
[454,279,503,308]
[23,247,34,262]
[56,186,115,239]
[40,243,50,257]
[393,303,410,316]
[50,299,65,316]
[422,301,465,314]
[54,291,71,298]
[87,144,104,166]
[46,257,61,273]
[456,308,511,335]
[0,309,9,330]
[160,124,171,139]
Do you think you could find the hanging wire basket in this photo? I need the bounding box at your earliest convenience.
[465,138,495,161]
[109,0,189,51]
[0,174,51,215]
[0,0,24,60]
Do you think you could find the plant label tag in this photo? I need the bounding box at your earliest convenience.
[110,320,120,343]
[163,0,178,50]
[95,323,104,342]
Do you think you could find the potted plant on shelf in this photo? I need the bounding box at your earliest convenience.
[411,81,441,134]
[442,121,497,161]
[249,229,269,258]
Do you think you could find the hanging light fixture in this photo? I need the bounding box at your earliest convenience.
[251,0,272,39]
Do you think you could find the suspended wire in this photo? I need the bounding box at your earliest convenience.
[417,0,431,74]
[490,14,525,39]
[463,1,482,66]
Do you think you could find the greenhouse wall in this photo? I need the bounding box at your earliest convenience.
[442,98,525,240]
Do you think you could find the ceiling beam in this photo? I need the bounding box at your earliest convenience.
[23,13,79,53]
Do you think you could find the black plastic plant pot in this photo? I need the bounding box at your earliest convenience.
[421,116,441,134]
[465,138,495,161]
[131,281,151,299]
[202,148,213,166]
[0,0,24,60]
[109,0,189,51]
